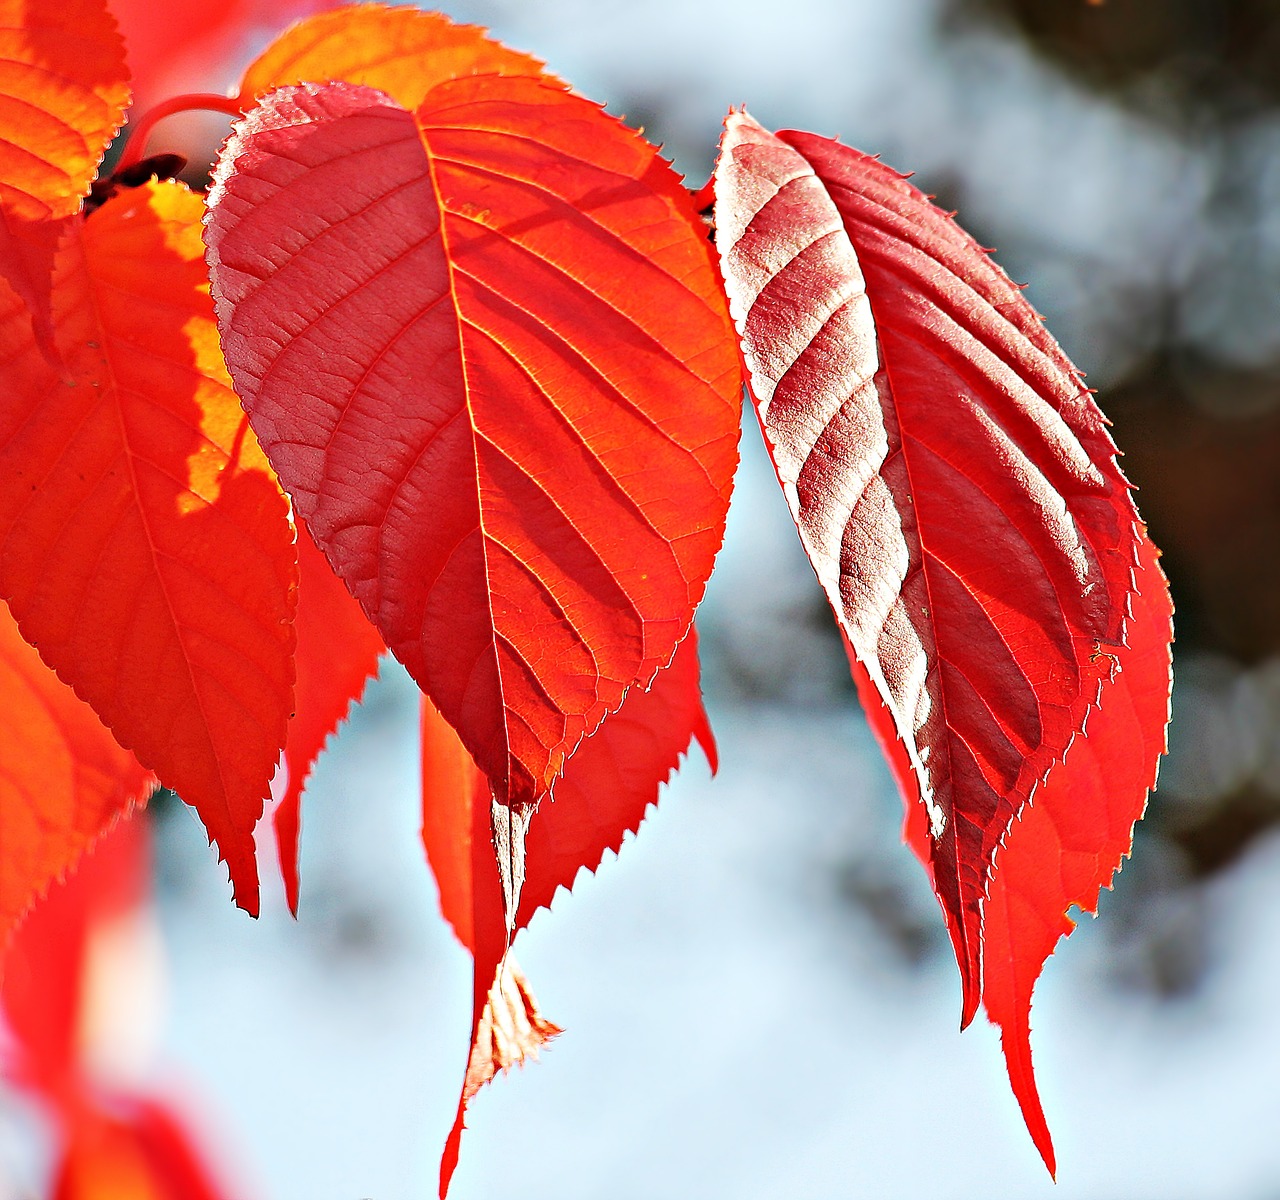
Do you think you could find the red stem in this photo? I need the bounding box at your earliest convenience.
[117,93,245,172]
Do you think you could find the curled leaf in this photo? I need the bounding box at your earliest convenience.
[713,110,1148,1023]
[421,631,714,1196]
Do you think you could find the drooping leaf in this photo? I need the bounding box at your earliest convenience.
[0,603,155,959]
[0,181,297,914]
[424,630,713,949]
[238,2,551,112]
[981,536,1172,1175]
[273,523,385,914]
[420,707,560,1200]
[0,0,130,348]
[714,110,1148,1022]
[421,631,713,1196]
[843,537,1170,1169]
[206,79,739,862]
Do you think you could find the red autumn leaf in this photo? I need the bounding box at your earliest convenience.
[237,2,551,111]
[0,602,154,958]
[273,524,385,914]
[981,535,1172,1175]
[421,630,713,1196]
[513,630,716,929]
[844,535,1170,1169]
[3,813,236,1200]
[714,110,1152,1023]
[0,0,130,349]
[205,74,740,900]
[109,0,334,112]
[2,809,148,1096]
[0,181,296,914]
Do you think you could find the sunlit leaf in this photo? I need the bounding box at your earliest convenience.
[421,631,713,1197]
[0,603,154,957]
[205,77,739,897]
[273,524,384,914]
[238,2,552,111]
[0,0,130,346]
[0,181,296,913]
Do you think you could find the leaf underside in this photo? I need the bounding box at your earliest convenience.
[713,110,1151,1028]
[714,110,1175,1172]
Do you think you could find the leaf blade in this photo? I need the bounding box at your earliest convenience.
[0,0,130,344]
[238,3,552,111]
[981,535,1172,1174]
[713,110,1147,1021]
[272,523,384,914]
[0,602,154,956]
[206,79,740,826]
[421,631,713,1196]
[0,182,297,912]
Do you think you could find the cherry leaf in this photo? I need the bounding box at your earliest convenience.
[843,538,1170,1169]
[713,110,1149,1024]
[205,78,739,836]
[981,536,1172,1175]
[421,631,713,1196]
[273,524,385,914]
[0,602,155,957]
[0,0,130,350]
[2,810,149,1094]
[0,182,297,914]
[514,629,715,928]
[238,3,552,111]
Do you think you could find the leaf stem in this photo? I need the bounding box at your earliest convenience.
[118,93,245,172]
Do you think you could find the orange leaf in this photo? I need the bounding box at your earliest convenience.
[0,603,154,959]
[0,181,296,914]
[237,2,552,111]
[0,0,130,347]
[273,524,384,914]
[52,1099,235,1200]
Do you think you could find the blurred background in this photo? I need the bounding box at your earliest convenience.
[4,0,1280,1196]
